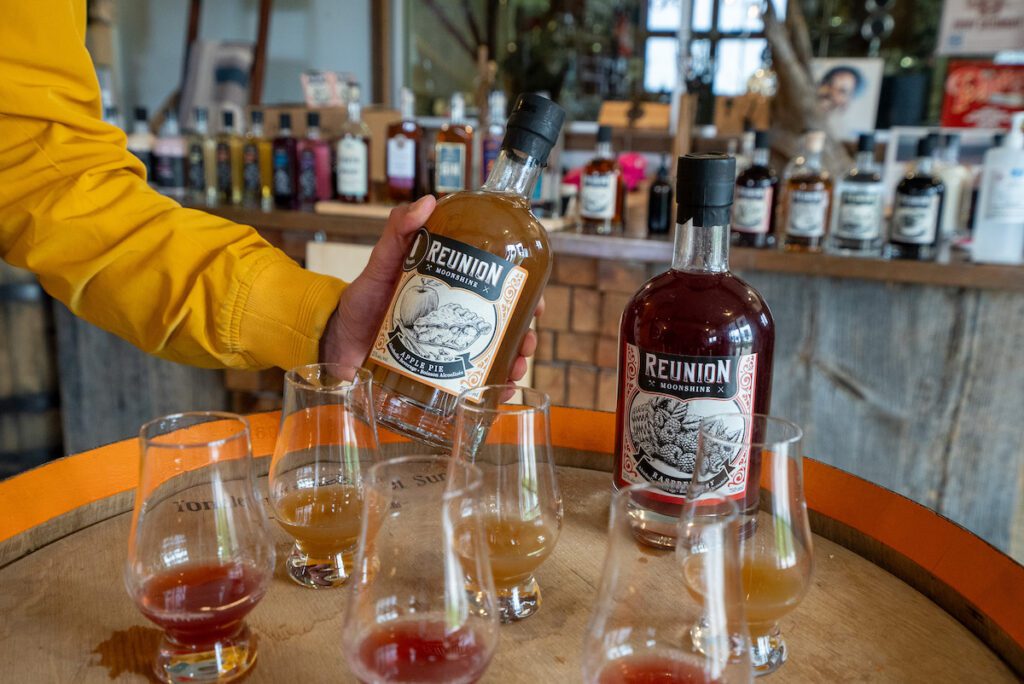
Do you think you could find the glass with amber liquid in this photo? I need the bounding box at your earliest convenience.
[615,154,775,549]
[434,92,474,197]
[386,86,423,203]
[451,385,562,622]
[364,93,566,448]
[268,364,380,588]
[684,414,811,676]
[779,130,832,252]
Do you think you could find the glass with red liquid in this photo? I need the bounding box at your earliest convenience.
[126,412,275,683]
[582,486,753,684]
[341,456,499,684]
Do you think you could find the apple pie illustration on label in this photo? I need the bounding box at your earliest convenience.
[369,228,528,396]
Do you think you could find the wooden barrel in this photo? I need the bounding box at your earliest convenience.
[0,263,63,476]
[0,408,1021,682]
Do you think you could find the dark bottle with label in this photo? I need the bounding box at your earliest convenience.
[298,111,334,208]
[579,125,625,234]
[731,130,777,248]
[215,110,244,205]
[272,113,299,209]
[364,94,566,447]
[647,156,673,236]
[889,135,945,261]
[386,87,423,203]
[828,132,885,256]
[615,154,775,549]
[434,92,473,197]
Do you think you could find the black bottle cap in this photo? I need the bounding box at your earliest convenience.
[279,112,292,130]
[754,130,771,149]
[857,132,875,152]
[251,110,264,124]
[917,135,936,158]
[596,125,613,143]
[676,153,736,226]
[307,111,320,127]
[134,106,148,121]
[993,132,1005,147]
[222,110,235,128]
[943,132,960,147]
[501,93,566,165]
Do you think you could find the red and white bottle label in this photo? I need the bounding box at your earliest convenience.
[617,344,757,503]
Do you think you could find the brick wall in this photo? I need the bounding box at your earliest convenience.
[533,254,664,411]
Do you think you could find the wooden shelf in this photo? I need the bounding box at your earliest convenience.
[188,203,1024,293]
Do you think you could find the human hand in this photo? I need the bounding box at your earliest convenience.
[319,195,541,384]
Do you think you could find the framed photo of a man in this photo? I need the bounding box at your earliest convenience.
[811,58,884,141]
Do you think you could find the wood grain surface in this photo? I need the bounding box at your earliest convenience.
[0,467,1015,683]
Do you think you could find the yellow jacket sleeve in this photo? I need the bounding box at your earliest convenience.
[0,1,346,371]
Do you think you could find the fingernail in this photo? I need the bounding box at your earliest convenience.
[411,195,434,210]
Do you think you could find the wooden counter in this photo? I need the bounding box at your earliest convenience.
[1,409,1021,682]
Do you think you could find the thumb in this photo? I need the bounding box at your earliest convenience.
[360,195,436,286]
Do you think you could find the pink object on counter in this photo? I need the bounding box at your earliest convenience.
[563,153,648,192]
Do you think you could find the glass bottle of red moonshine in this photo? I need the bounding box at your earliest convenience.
[364,94,566,447]
[614,153,775,548]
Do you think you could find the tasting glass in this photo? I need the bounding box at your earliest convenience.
[268,364,379,588]
[125,412,275,684]
[686,414,811,676]
[451,385,562,623]
[583,485,753,684]
[341,456,499,684]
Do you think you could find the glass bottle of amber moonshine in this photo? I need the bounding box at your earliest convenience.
[364,94,566,447]
[615,154,775,548]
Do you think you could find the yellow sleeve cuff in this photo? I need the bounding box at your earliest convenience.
[233,256,346,370]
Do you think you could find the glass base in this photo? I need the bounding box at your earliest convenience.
[497,576,541,623]
[626,505,679,550]
[155,624,255,683]
[749,623,787,676]
[373,384,454,449]
[285,544,353,589]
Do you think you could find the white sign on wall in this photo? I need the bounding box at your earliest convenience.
[937,0,1024,56]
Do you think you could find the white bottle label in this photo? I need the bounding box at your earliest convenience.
[368,229,529,397]
[834,183,884,239]
[785,189,828,237]
[891,194,940,244]
[732,186,773,234]
[338,137,368,197]
[616,344,758,503]
[435,142,466,192]
[983,165,1024,222]
[580,171,618,219]
[387,135,416,184]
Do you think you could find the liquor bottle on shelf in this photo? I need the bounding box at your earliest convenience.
[272,113,299,209]
[434,92,474,197]
[482,90,506,185]
[187,107,217,206]
[937,133,972,239]
[579,125,625,234]
[215,110,244,205]
[889,135,945,261]
[298,112,334,208]
[127,107,155,184]
[386,87,423,203]
[779,130,831,253]
[828,132,885,257]
[337,84,371,204]
[647,156,673,236]
[364,93,566,447]
[732,129,777,248]
[615,153,774,548]
[972,112,1024,264]
[102,106,122,129]
[153,111,187,199]
[242,110,273,210]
